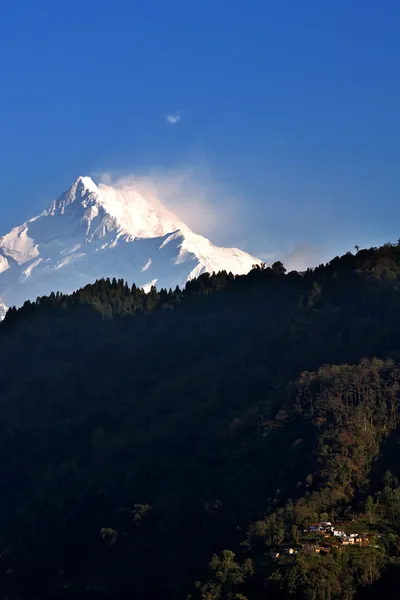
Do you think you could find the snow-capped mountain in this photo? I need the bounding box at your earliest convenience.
[0,176,261,318]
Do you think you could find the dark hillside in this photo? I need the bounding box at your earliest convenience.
[2,244,400,599]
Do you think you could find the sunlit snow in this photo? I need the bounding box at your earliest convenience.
[0,176,261,319]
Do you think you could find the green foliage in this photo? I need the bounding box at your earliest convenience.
[195,551,253,600]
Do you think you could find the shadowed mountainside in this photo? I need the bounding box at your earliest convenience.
[2,244,400,599]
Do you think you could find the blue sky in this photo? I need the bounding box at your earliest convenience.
[1,0,399,268]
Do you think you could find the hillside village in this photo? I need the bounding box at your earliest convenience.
[271,519,377,559]
[305,521,372,547]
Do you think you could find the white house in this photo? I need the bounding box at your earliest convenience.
[333,530,346,537]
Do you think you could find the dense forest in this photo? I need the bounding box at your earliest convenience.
[2,243,400,599]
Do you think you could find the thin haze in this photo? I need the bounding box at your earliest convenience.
[0,0,399,270]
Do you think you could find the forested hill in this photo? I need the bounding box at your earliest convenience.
[2,243,400,599]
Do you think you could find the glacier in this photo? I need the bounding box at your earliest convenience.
[0,176,261,318]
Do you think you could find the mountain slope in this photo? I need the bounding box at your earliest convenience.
[2,244,400,599]
[0,176,260,314]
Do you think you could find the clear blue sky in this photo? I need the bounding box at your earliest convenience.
[1,0,399,268]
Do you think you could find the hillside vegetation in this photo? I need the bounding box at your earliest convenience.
[2,244,400,599]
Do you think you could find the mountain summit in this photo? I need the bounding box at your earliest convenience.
[0,176,261,316]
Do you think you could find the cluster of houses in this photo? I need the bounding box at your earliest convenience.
[306,522,370,547]
[269,520,373,560]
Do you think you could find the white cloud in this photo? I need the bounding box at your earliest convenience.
[165,113,181,124]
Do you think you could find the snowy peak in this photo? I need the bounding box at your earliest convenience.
[46,175,188,242]
[46,176,119,242]
[0,175,262,318]
[47,176,100,215]
[63,175,99,201]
